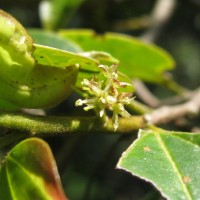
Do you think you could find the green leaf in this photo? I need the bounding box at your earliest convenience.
[33,44,98,70]
[59,29,175,83]
[28,29,82,52]
[0,99,19,111]
[117,130,200,200]
[0,41,79,108]
[0,138,68,200]
[171,131,200,147]
[0,10,35,80]
[0,10,99,108]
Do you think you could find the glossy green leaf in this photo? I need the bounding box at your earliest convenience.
[33,44,98,70]
[0,99,19,111]
[117,130,200,200]
[0,10,35,80]
[0,138,68,200]
[0,10,99,108]
[79,51,119,65]
[29,29,82,52]
[59,29,175,82]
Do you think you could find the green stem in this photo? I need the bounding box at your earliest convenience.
[127,100,152,114]
[0,112,145,136]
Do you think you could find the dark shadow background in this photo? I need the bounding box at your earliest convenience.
[1,0,199,199]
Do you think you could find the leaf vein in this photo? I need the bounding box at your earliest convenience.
[155,133,193,200]
[8,156,51,200]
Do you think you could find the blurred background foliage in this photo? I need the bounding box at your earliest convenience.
[1,0,200,199]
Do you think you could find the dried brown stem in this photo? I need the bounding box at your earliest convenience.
[134,79,161,107]
[141,0,177,42]
[145,88,200,124]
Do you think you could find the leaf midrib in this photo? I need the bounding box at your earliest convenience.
[6,156,52,200]
[155,133,193,200]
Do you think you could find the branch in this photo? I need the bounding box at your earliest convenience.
[134,76,189,108]
[134,79,160,107]
[145,88,200,125]
[112,0,177,38]
[2,87,200,136]
[0,112,145,136]
[141,0,177,42]
[160,90,196,105]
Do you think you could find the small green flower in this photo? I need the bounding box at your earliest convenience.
[75,64,134,131]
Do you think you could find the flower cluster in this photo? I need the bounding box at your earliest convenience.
[75,64,134,131]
